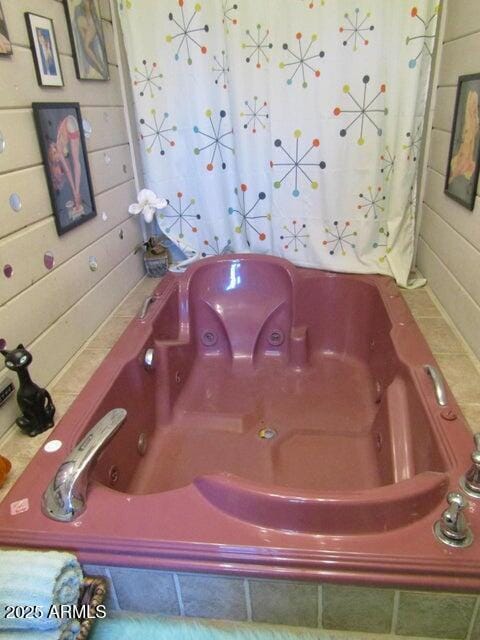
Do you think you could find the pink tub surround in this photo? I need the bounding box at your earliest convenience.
[0,255,479,591]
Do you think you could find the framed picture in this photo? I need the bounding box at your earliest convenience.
[32,103,97,236]
[25,13,63,87]
[0,2,12,56]
[64,0,109,81]
[445,73,480,210]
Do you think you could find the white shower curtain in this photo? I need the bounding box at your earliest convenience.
[118,0,438,285]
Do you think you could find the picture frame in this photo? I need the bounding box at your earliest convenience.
[0,2,12,56]
[25,13,63,87]
[64,0,109,81]
[444,73,480,210]
[32,102,97,236]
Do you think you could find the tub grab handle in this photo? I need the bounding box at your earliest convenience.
[423,364,447,407]
[138,295,156,320]
[42,408,127,522]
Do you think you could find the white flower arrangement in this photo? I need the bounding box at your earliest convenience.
[128,189,167,223]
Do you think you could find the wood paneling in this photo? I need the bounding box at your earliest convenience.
[2,0,117,64]
[0,47,121,109]
[423,168,480,251]
[0,1,143,438]
[438,31,480,86]
[0,216,141,355]
[417,238,480,358]
[0,173,136,240]
[0,106,128,174]
[417,1,480,360]
[443,0,480,42]
[421,204,480,304]
[432,86,456,132]
[0,179,136,304]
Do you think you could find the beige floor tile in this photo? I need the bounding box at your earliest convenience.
[416,317,465,354]
[52,393,78,420]
[0,426,49,461]
[52,349,109,395]
[401,288,441,318]
[114,280,160,317]
[87,316,132,350]
[435,354,480,405]
[460,404,480,434]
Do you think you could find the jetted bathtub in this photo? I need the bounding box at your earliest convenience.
[1,254,479,590]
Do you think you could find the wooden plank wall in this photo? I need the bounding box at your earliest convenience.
[0,0,144,437]
[417,0,480,359]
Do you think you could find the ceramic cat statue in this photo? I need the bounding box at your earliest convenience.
[1,344,55,437]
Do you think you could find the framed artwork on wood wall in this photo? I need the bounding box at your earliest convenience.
[445,73,480,210]
[25,13,64,87]
[64,0,110,81]
[32,102,97,236]
[0,2,12,56]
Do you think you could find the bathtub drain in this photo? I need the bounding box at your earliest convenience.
[258,427,277,440]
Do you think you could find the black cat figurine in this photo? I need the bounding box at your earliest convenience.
[1,344,55,437]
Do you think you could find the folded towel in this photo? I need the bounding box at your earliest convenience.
[90,613,334,640]
[0,619,80,640]
[0,549,83,634]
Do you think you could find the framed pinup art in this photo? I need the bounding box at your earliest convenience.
[0,2,12,56]
[64,0,109,81]
[445,73,480,210]
[32,103,97,236]
[25,13,63,87]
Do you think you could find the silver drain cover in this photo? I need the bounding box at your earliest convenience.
[258,427,277,440]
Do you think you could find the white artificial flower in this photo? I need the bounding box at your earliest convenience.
[128,189,167,223]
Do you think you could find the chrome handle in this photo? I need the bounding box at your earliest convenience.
[42,408,127,522]
[138,295,156,320]
[434,492,473,547]
[460,432,480,498]
[424,364,447,406]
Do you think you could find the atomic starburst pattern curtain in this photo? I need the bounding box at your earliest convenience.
[118,0,438,285]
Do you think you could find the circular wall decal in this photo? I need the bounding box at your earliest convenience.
[9,193,22,212]
[44,251,55,270]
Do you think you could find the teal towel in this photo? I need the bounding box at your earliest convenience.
[0,549,83,634]
[90,613,329,640]
[0,619,80,639]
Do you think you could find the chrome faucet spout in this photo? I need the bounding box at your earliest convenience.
[42,408,127,522]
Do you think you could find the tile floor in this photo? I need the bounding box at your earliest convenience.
[0,277,479,503]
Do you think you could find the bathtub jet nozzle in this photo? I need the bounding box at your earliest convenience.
[434,492,473,548]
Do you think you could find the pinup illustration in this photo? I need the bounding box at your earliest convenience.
[48,114,84,217]
[445,74,480,209]
[0,3,12,56]
[66,0,109,80]
[36,28,56,75]
[33,103,96,235]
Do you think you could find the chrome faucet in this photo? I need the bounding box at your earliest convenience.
[434,492,473,548]
[42,408,127,522]
[460,433,480,498]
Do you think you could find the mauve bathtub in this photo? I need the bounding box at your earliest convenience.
[1,254,479,590]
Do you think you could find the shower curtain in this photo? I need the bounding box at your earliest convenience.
[118,0,438,285]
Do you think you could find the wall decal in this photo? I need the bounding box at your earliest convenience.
[3,264,12,278]
[44,251,55,270]
[33,102,97,236]
[9,193,22,212]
